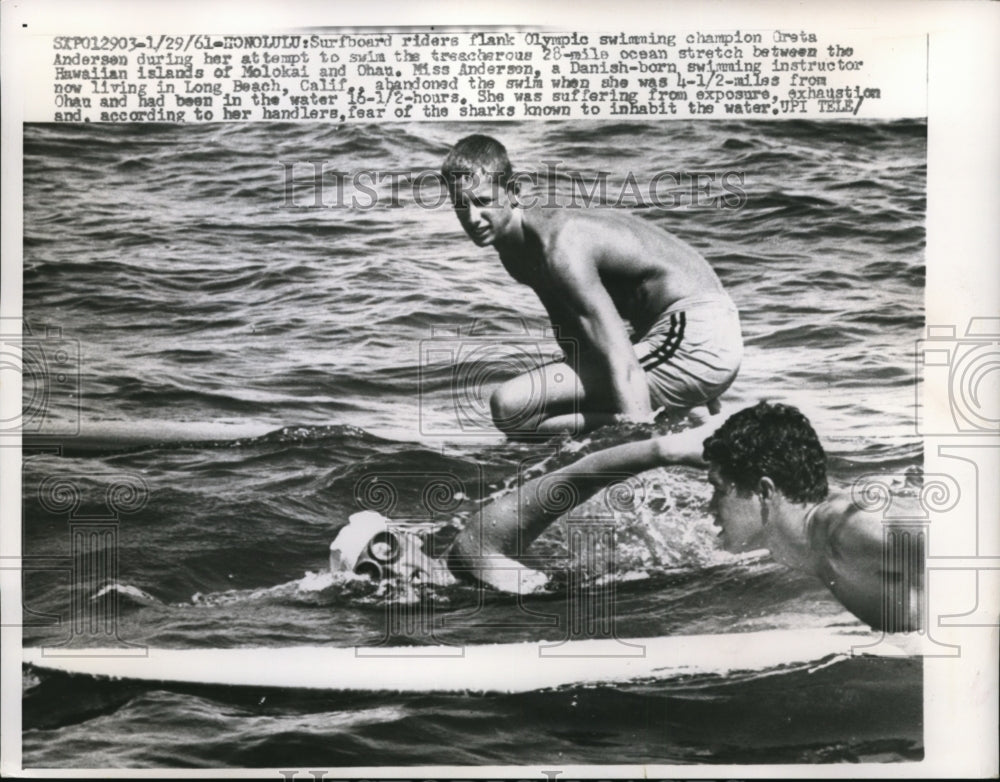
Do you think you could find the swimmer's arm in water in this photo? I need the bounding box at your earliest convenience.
[447,414,726,591]
[545,238,653,423]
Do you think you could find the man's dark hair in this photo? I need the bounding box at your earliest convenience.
[441,134,513,193]
[702,401,828,503]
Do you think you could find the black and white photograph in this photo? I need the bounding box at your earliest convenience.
[3,1,998,777]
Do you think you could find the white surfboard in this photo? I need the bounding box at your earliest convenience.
[23,627,919,693]
[30,420,279,453]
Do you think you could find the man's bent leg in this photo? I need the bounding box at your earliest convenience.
[490,361,587,436]
[528,412,624,436]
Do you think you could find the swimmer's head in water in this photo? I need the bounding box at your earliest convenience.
[330,511,453,588]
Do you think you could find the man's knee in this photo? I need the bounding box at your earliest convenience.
[490,382,533,432]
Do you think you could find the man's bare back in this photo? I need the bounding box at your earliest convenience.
[506,207,726,338]
[803,496,923,632]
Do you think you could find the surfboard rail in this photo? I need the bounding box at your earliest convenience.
[23,627,919,693]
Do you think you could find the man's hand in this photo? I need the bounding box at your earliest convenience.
[470,554,550,594]
[687,400,726,428]
[653,409,729,466]
[613,411,656,426]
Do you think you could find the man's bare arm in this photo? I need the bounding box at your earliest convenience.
[655,414,728,466]
[447,428,710,591]
[546,237,652,421]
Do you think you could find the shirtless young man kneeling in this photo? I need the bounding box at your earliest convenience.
[441,134,743,438]
[332,402,921,633]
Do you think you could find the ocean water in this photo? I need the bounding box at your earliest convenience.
[20,119,925,767]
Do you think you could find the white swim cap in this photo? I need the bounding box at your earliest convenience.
[329,511,402,579]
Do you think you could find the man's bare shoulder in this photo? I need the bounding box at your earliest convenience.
[523,206,595,241]
[810,493,885,553]
[820,490,922,527]
[522,208,599,264]
[528,207,693,262]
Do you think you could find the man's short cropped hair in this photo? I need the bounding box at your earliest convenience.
[441,135,513,192]
[702,401,828,503]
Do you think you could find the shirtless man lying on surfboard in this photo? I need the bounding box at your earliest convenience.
[331,402,922,633]
[441,134,743,437]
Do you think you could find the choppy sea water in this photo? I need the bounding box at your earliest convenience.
[20,119,924,767]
